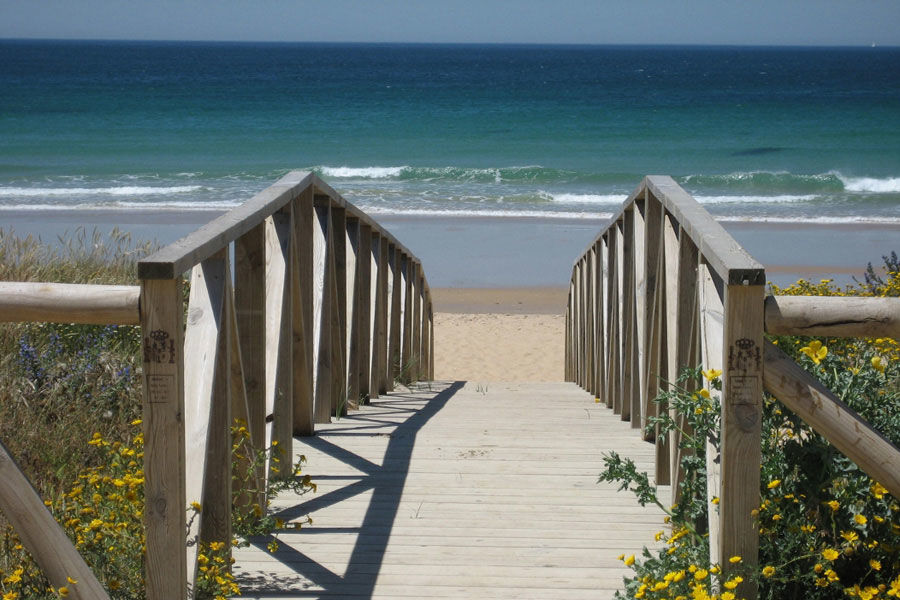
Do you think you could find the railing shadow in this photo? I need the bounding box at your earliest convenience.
[235,380,465,598]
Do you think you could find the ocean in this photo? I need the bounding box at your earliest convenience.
[1,40,898,286]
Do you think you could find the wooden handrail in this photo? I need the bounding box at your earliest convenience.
[765,295,900,338]
[0,172,434,600]
[762,340,900,498]
[566,175,899,600]
[137,172,435,599]
[0,281,140,325]
[138,171,422,280]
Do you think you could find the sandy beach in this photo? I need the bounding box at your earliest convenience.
[431,287,567,383]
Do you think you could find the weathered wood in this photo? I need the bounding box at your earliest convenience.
[227,273,260,518]
[331,205,349,417]
[375,236,390,395]
[387,244,401,390]
[607,225,623,413]
[139,171,313,279]
[763,339,900,499]
[586,250,596,395]
[622,210,636,424]
[292,189,315,436]
[412,263,423,380]
[346,217,361,409]
[719,283,764,597]
[765,295,900,338]
[698,262,724,569]
[313,199,333,424]
[573,176,764,287]
[139,170,422,281]
[641,195,661,441]
[0,281,139,325]
[265,210,293,476]
[234,223,266,509]
[232,382,669,599]
[597,238,608,405]
[632,197,647,432]
[357,224,374,403]
[182,253,228,586]
[401,255,413,384]
[140,277,187,600]
[0,440,111,600]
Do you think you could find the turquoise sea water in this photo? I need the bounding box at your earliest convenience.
[1,41,898,285]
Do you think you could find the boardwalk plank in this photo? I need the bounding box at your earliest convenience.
[233,381,667,599]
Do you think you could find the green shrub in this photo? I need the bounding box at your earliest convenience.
[601,256,900,600]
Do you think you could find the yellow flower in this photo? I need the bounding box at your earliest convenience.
[871,482,888,499]
[711,496,720,505]
[729,555,742,563]
[66,577,77,585]
[854,514,868,525]
[870,559,882,571]
[694,568,708,580]
[822,548,840,561]
[841,530,859,543]
[721,593,735,600]
[767,480,781,489]
[826,500,839,511]
[3,591,19,600]
[624,554,635,566]
[190,501,202,512]
[872,355,886,373]
[762,565,776,577]
[58,587,69,597]
[702,368,722,381]
[800,340,828,365]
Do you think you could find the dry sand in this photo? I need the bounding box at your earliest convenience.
[431,287,567,382]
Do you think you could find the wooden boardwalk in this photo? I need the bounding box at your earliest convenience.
[232,381,668,599]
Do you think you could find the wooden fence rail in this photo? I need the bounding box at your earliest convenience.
[0,171,433,600]
[565,175,900,600]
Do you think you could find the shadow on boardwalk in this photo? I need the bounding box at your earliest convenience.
[232,380,666,599]
[235,381,465,598]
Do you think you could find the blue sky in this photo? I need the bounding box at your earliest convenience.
[1,0,899,46]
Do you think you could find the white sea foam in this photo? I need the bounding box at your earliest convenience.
[543,192,626,205]
[355,206,611,220]
[0,186,203,197]
[319,166,408,179]
[0,200,238,211]
[718,215,900,225]
[837,175,900,194]
[695,194,819,204]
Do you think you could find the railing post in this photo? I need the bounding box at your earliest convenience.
[719,280,764,597]
[292,188,315,435]
[266,208,293,476]
[412,263,423,380]
[388,244,401,390]
[331,205,348,417]
[375,235,390,395]
[345,216,361,409]
[401,255,413,383]
[235,223,267,507]
[356,224,373,403]
[140,276,187,600]
[313,195,333,423]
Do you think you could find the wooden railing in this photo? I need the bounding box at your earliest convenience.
[0,171,434,600]
[565,175,900,599]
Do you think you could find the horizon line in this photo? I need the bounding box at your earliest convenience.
[0,37,896,49]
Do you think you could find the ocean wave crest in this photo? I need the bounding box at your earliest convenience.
[314,165,631,185]
[681,171,900,195]
[0,185,203,197]
[838,175,900,194]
